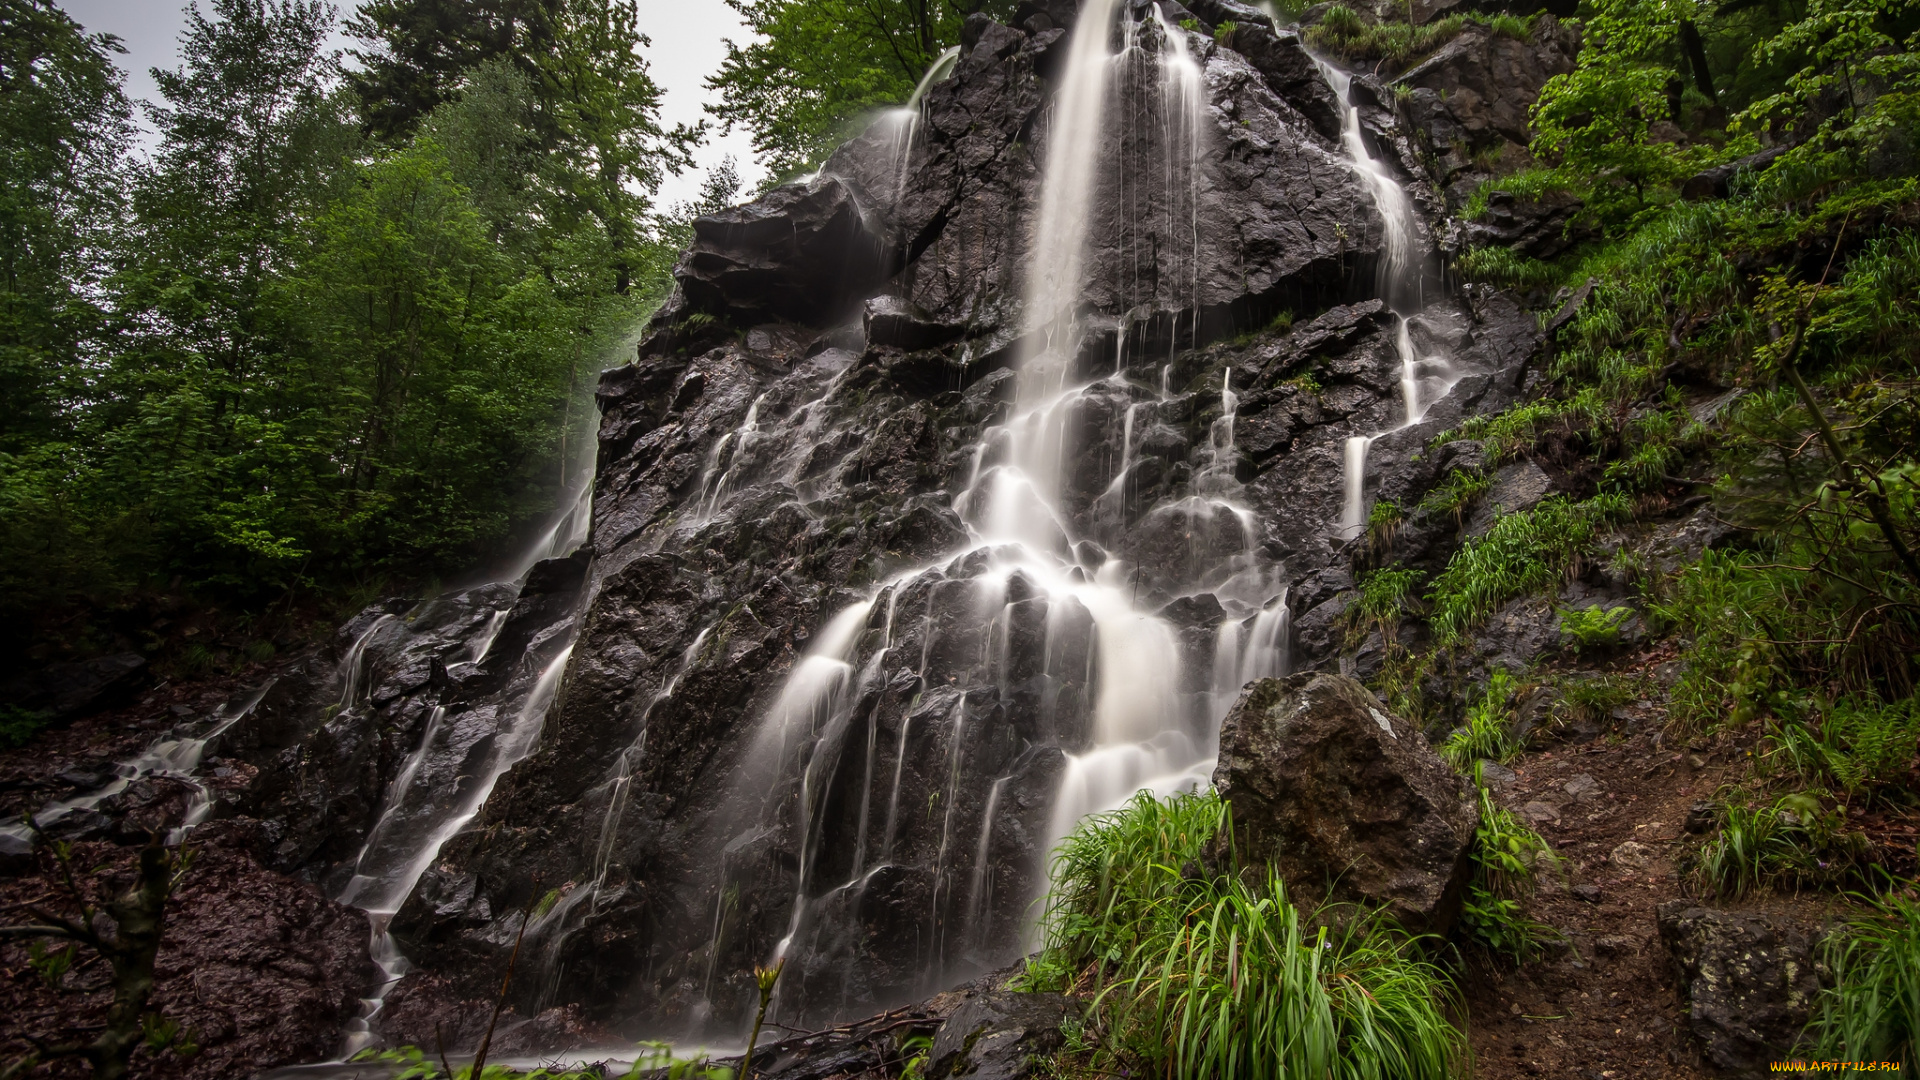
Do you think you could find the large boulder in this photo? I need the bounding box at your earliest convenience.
[1657,902,1826,1076]
[1393,19,1580,211]
[1209,674,1478,932]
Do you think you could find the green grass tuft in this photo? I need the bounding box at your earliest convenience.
[1033,791,1467,1080]
[1686,793,1873,898]
[1808,893,1920,1065]
[1453,245,1560,290]
[1441,667,1522,767]
[1426,493,1630,645]
[1305,8,1468,67]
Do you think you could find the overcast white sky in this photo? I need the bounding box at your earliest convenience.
[55,0,766,208]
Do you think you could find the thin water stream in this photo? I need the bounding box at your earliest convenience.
[1310,57,1466,541]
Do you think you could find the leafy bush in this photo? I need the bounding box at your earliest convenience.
[1427,493,1629,645]
[1441,667,1521,767]
[1558,605,1632,653]
[1654,547,1919,737]
[1034,791,1466,1080]
[1808,893,1920,1066]
[0,706,53,750]
[1461,775,1559,962]
[1767,695,1920,801]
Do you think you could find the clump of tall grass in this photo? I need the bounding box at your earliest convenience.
[1807,893,1920,1065]
[1426,493,1630,645]
[1417,466,1490,524]
[1305,7,1468,68]
[1686,792,1874,898]
[1440,668,1521,767]
[1352,567,1423,646]
[1436,388,1610,463]
[1460,774,1559,962]
[1453,245,1560,290]
[1032,791,1466,1080]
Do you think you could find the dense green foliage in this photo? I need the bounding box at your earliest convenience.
[708,0,1015,178]
[1420,0,1920,931]
[0,0,707,669]
[1026,791,1466,1080]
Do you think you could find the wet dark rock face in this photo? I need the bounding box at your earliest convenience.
[1210,674,1477,932]
[1390,19,1582,219]
[929,989,1079,1080]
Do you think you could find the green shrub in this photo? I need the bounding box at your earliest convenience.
[1808,893,1920,1066]
[1441,667,1521,767]
[1035,791,1466,1080]
[1654,549,1919,735]
[1461,775,1559,962]
[0,705,53,750]
[1427,493,1630,645]
[1558,605,1632,653]
[1768,695,1920,801]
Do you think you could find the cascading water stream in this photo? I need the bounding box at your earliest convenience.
[1310,56,1464,541]
[333,465,596,1057]
[0,679,279,856]
[878,46,963,204]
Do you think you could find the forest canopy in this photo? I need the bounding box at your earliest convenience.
[0,0,726,668]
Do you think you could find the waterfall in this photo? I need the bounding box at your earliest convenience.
[879,46,963,204]
[1023,0,1123,359]
[0,679,278,856]
[709,1,1290,1028]
[1312,55,1464,541]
